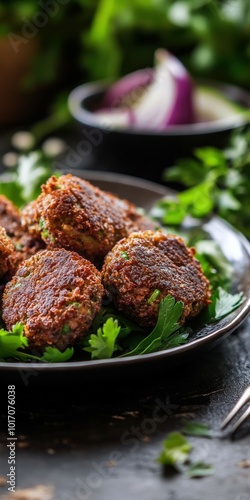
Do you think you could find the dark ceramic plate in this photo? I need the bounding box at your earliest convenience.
[1,171,250,385]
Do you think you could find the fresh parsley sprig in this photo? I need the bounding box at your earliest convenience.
[155,126,250,239]
[157,424,214,478]
[157,431,192,467]
[120,295,189,357]
[80,295,189,361]
[82,285,245,361]
[0,323,74,362]
[208,287,245,322]
[83,317,121,359]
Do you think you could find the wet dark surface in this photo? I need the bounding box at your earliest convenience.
[0,319,250,500]
[0,130,250,499]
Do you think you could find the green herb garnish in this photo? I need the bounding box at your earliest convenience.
[83,317,121,359]
[185,462,214,478]
[155,127,250,240]
[182,420,213,438]
[157,432,192,467]
[61,325,71,335]
[212,288,245,321]
[147,289,161,304]
[121,251,129,260]
[0,324,74,362]
[120,295,188,357]
[157,425,214,477]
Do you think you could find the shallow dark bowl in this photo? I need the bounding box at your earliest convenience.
[68,80,250,184]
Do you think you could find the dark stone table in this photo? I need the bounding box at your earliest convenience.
[0,319,250,500]
[0,126,250,500]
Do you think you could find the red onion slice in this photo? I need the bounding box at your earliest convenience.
[95,49,195,130]
[103,68,153,109]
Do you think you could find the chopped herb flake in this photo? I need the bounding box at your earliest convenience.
[121,251,129,260]
[148,289,161,304]
[185,462,214,478]
[61,325,71,335]
[157,432,192,467]
[182,420,213,438]
[68,302,80,308]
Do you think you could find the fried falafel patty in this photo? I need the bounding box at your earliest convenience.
[20,200,41,239]
[0,195,45,274]
[0,226,15,278]
[23,174,157,266]
[101,230,211,329]
[2,248,104,351]
[0,194,22,235]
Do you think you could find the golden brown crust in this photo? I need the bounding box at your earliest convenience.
[2,248,104,351]
[26,174,157,266]
[0,195,45,276]
[21,200,41,238]
[101,229,211,329]
[0,195,22,237]
[7,235,46,278]
[0,226,15,278]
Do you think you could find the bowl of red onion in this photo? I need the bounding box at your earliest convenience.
[68,49,250,184]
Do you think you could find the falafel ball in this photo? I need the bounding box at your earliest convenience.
[0,226,15,278]
[23,174,157,266]
[0,195,21,237]
[7,230,46,277]
[0,194,45,275]
[101,230,211,329]
[20,200,41,239]
[2,248,104,351]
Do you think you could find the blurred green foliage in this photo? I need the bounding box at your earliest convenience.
[0,0,249,130]
[0,0,96,90]
[1,0,250,89]
[83,0,250,90]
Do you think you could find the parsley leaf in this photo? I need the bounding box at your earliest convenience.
[209,287,245,321]
[185,462,214,478]
[83,317,121,359]
[158,127,250,240]
[120,295,187,357]
[0,323,29,361]
[157,426,214,477]
[0,323,74,362]
[182,420,213,438]
[193,239,233,290]
[157,432,192,467]
[86,306,143,341]
[40,346,74,362]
